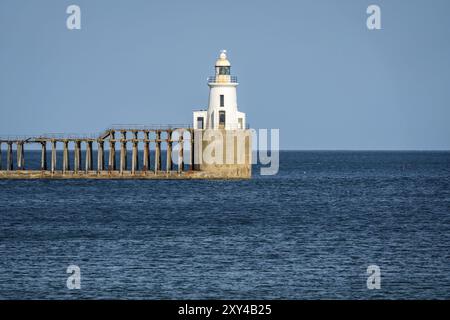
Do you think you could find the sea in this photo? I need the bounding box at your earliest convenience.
[0,151,449,299]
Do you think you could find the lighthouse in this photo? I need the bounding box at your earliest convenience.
[193,50,246,130]
[191,50,252,178]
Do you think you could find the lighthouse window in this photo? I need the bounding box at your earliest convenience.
[219,111,226,126]
[220,95,224,107]
[219,66,230,75]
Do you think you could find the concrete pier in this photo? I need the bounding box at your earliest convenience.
[0,126,252,179]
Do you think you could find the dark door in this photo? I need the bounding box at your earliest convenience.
[219,111,225,129]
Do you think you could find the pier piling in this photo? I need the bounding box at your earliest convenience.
[143,131,150,171]
[120,131,127,173]
[7,142,13,171]
[17,142,24,170]
[109,130,116,171]
[51,141,57,173]
[74,140,81,172]
[132,131,139,174]
[40,142,47,171]
[86,141,93,172]
[155,130,161,172]
[97,140,104,172]
[166,130,173,172]
[63,140,70,173]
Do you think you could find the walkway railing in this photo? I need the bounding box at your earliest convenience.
[109,124,192,131]
[0,135,35,142]
[35,133,99,140]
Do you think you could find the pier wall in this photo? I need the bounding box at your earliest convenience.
[194,129,252,178]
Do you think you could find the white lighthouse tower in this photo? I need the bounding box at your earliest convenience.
[193,50,246,130]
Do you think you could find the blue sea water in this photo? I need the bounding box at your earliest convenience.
[0,151,449,299]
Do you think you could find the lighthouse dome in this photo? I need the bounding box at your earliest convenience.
[215,50,231,67]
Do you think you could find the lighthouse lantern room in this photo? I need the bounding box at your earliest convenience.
[193,50,246,130]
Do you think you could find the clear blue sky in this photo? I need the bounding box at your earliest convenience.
[1,0,449,150]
